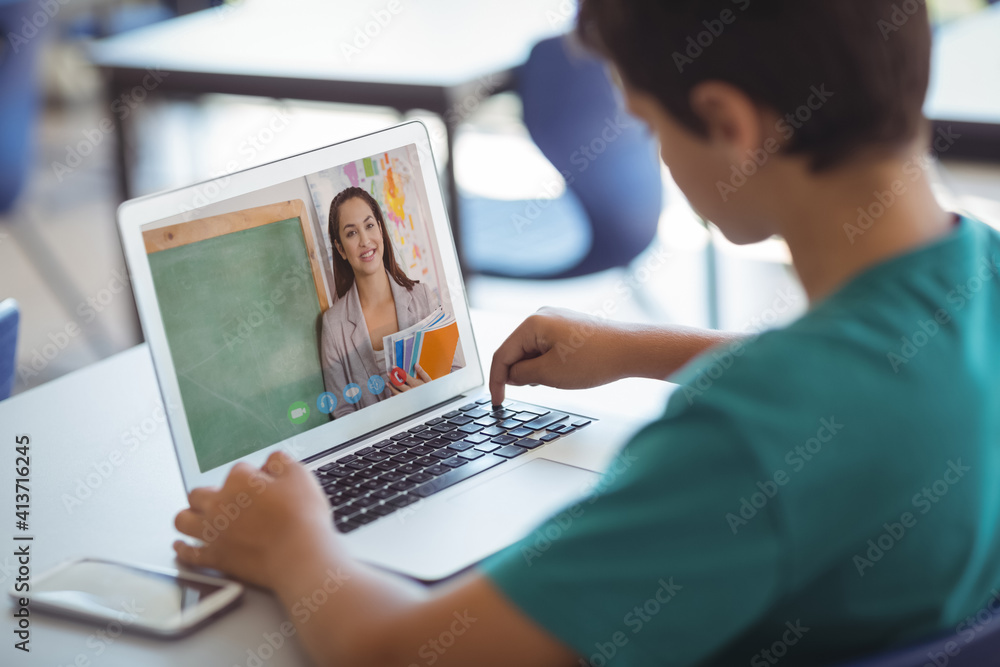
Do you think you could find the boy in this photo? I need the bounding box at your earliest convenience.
[173,1,1000,664]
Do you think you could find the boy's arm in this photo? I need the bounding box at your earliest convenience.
[173,453,578,667]
[489,306,747,404]
[274,545,578,667]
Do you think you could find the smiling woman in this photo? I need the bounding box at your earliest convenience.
[320,186,440,418]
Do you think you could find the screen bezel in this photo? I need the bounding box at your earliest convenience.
[118,121,484,490]
[13,558,244,636]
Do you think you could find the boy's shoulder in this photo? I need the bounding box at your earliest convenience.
[675,216,1000,411]
[670,318,884,419]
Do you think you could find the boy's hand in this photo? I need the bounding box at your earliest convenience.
[490,309,748,405]
[490,307,629,405]
[173,451,334,590]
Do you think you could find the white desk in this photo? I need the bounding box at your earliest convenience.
[0,310,672,666]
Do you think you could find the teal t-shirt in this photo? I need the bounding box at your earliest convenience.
[481,217,1000,666]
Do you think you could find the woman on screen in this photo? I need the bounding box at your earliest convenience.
[320,187,441,418]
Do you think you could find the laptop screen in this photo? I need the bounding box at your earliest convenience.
[139,143,466,472]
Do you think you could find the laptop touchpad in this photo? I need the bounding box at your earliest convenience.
[447,458,598,520]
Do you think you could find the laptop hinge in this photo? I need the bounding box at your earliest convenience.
[302,395,471,465]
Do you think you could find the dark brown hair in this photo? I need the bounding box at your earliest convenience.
[327,186,417,299]
[576,0,933,171]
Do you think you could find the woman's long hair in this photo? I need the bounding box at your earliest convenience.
[328,186,417,299]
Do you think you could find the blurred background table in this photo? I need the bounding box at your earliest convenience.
[925,1,1000,159]
[88,0,576,269]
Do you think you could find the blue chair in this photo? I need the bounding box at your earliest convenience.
[835,611,1000,667]
[0,298,20,400]
[462,35,663,279]
[2,0,175,210]
[0,0,44,213]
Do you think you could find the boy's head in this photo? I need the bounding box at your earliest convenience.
[577,0,934,243]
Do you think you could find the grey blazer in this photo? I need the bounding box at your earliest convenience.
[320,275,438,419]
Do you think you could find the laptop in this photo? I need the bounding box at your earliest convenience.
[118,121,637,581]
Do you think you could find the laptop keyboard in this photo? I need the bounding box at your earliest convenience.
[310,397,593,533]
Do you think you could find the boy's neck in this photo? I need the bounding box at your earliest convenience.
[775,147,953,304]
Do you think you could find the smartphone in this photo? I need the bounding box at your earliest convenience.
[10,558,244,638]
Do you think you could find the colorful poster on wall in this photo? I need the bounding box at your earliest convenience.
[306,144,444,304]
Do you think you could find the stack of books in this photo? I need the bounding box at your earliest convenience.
[382,307,460,380]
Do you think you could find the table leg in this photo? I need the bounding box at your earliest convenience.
[443,119,468,278]
[106,82,144,342]
[705,225,720,330]
[109,84,133,203]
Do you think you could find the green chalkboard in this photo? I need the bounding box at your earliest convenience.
[148,217,328,472]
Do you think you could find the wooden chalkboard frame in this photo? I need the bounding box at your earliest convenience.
[142,200,330,311]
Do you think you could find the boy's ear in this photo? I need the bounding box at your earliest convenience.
[689,81,765,159]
